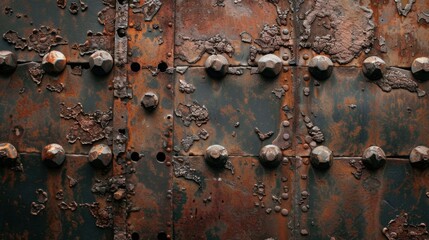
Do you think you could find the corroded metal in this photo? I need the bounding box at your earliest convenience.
[0,50,17,74]
[310,145,333,170]
[89,50,113,75]
[204,144,228,168]
[42,50,67,74]
[41,143,66,168]
[88,144,112,168]
[362,146,386,170]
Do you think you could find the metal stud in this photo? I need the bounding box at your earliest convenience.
[205,145,228,168]
[42,143,65,168]
[362,146,386,169]
[310,145,333,170]
[205,54,229,78]
[308,55,333,80]
[42,50,67,74]
[409,146,429,169]
[88,144,112,168]
[0,51,17,74]
[362,56,386,80]
[257,54,282,78]
[259,144,282,168]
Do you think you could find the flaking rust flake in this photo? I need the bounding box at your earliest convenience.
[72,31,114,56]
[172,158,202,187]
[130,0,162,21]
[175,101,209,127]
[383,213,429,240]
[249,24,293,63]
[175,34,234,64]
[374,67,426,97]
[3,26,68,56]
[266,0,289,26]
[300,0,375,64]
[60,102,113,145]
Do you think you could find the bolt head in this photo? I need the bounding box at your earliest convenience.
[411,57,429,81]
[310,145,333,170]
[257,54,282,78]
[259,144,282,168]
[141,92,159,111]
[308,55,333,80]
[362,56,386,80]
[42,143,65,168]
[0,143,18,166]
[205,145,228,168]
[410,146,429,169]
[205,54,229,78]
[362,146,386,169]
[88,144,112,168]
[0,51,17,74]
[89,50,113,75]
[42,51,67,74]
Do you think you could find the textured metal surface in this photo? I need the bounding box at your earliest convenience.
[1,0,429,239]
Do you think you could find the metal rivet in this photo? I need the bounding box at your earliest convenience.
[310,145,333,170]
[362,146,386,169]
[411,57,429,81]
[42,143,65,168]
[362,56,386,80]
[140,92,159,111]
[205,145,228,168]
[89,50,113,75]
[204,54,229,78]
[410,146,429,169]
[257,54,282,78]
[88,144,112,168]
[0,143,18,165]
[0,50,17,74]
[42,50,67,74]
[259,144,282,168]
[308,55,333,80]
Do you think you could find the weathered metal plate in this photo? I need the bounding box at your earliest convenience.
[124,70,173,239]
[173,156,295,240]
[296,0,429,67]
[0,0,113,62]
[296,157,429,240]
[173,68,293,156]
[128,0,174,68]
[174,0,295,67]
[0,62,113,154]
[0,154,113,239]
[296,67,429,157]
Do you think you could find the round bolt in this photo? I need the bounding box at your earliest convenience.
[409,146,429,169]
[0,143,18,166]
[310,145,333,170]
[204,54,229,78]
[257,54,282,78]
[140,92,159,111]
[0,50,17,74]
[362,146,386,169]
[42,143,65,168]
[308,55,333,80]
[411,57,429,81]
[362,56,386,80]
[205,145,228,168]
[89,50,113,75]
[88,144,112,168]
[42,50,67,74]
[259,144,282,168]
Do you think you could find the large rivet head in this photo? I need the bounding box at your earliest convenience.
[411,57,429,81]
[257,54,282,78]
[89,50,113,75]
[140,92,159,111]
[88,144,112,168]
[0,143,18,165]
[0,51,17,74]
[409,146,429,169]
[205,145,228,168]
[308,55,333,80]
[259,144,282,168]
[362,146,386,169]
[205,54,229,78]
[310,145,333,170]
[42,50,67,74]
[362,56,386,80]
[42,143,65,168]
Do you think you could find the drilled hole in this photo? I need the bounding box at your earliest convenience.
[131,232,140,240]
[157,232,167,240]
[156,152,166,162]
[131,152,140,161]
[119,129,126,134]
[131,62,141,72]
[157,61,168,72]
[117,27,126,38]
[166,115,172,120]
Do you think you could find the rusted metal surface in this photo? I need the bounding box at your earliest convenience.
[1,0,429,239]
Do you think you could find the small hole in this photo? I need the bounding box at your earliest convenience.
[166,115,172,120]
[157,232,168,240]
[119,129,126,134]
[131,232,140,240]
[157,61,168,72]
[131,152,140,161]
[117,27,126,38]
[156,152,166,162]
[131,62,141,72]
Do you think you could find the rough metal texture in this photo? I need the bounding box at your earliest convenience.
[1,0,429,239]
